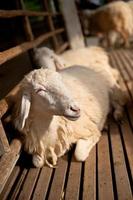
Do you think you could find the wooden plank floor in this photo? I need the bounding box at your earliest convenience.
[0,49,133,200]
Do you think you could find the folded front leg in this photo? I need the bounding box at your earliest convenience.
[74,129,101,162]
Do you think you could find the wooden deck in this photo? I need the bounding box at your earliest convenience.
[0,49,133,200]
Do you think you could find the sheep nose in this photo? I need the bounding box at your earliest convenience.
[70,105,80,114]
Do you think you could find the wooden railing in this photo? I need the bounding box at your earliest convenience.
[0,9,51,18]
[0,6,69,65]
[0,28,66,65]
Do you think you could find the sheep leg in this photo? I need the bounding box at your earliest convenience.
[121,31,130,48]
[110,87,125,121]
[105,33,112,49]
[98,35,106,48]
[74,134,100,162]
[113,104,124,121]
[48,147,58,166]
[116,29,130,48]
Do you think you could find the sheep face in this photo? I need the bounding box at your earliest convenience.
[34,47,65,70]
[22,69,80,122]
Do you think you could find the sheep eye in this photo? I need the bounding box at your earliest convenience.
[36,88,47,94]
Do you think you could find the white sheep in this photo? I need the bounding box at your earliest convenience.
[81,1,133,48]
[12,66,125,168]
[33,47,65,70]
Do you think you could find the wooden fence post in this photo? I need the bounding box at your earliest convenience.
[59,0,85,49]
[17,0,36,68]
[42,0,59,50]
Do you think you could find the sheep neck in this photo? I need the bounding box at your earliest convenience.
[31,109,54,130]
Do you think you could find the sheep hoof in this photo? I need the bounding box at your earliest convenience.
[45,147,58,167]
[74,150,88,162]
[74,140,91,162]
[113,109,124,121]
[48,156,57,166]
[32,154,44,168]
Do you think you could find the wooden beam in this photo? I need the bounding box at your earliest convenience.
[59,0,85,49]
[0,28,64,65]
[0,139,22,193]
[19,0,34,41]
[56,42,69,54]
[18,0,35,68]
[0,9,60,18]
[0,84,20,119]
[0,121,10,154]
[0,139,4,157]
[43,0,59,50]
[0,99,9,119]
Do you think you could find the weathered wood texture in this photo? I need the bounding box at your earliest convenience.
[0,99,9,118]
[0,1,69,65]
[0,9,57,18]
[59,0,85,49]
[18,0,35,67]
[0,139,22,194]
[0,120,10,156]
[56,42,69,54]
[0,29,64,65]
[0,49,133,199]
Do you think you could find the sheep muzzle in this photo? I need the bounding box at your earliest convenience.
[63,104,80,121]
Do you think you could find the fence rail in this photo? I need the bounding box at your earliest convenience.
[0,28,65,65]
[0,9,60,18]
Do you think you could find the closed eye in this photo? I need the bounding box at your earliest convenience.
[36,88,47,94]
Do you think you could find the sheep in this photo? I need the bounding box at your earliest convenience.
[99,31,125,49]
[12,66,125,168]
[80,1,133,48]
[33,47,66,70]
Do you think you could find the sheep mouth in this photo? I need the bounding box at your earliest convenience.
[64,114,80,121]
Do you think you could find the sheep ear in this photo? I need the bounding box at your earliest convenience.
[19,92,31,130]
[53,55,65,71]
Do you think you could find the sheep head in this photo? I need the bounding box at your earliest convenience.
[33,47,65,70]
[15,69,80,130]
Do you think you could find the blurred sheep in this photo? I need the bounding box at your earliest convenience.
[80,1,133,48]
